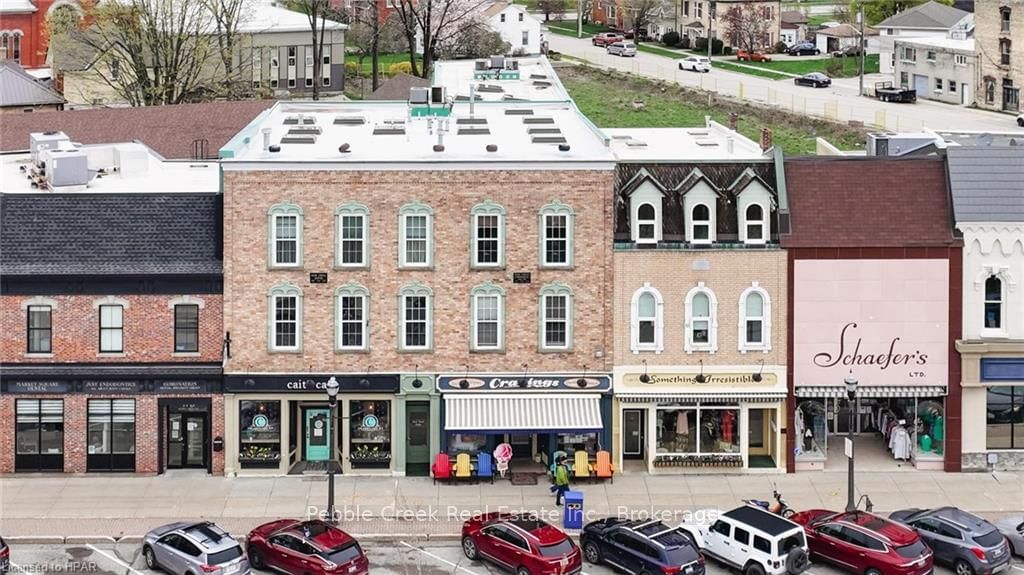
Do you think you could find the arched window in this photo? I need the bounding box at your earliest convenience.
[745,204,766,243]
[267,201,303,268]
[471,282,506,351]
[399,201,434,268]
[738,283,772,352]
[637,203,657,243]
[267,283,303,352]
[335,202,369,268]
[684,283,718,353]
[539,200,574,268]
[398,282,433,351]
[335,282,369,351]
[630,284,664,353]
[539,283,574,350]
[691,204,711,243]
[984,275,1003,330]
[471,200,505,268]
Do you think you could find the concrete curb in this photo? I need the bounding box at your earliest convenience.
[5,536,65,545]
[66,536,117,545]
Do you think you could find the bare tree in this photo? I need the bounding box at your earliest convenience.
[624,0,660,41]
[390,0,490,79]
[202,0,250,97]
[288,0,340,99]
[536,0,566,21]
[347,6,406,90]
[722,1,770,52]
[74,0,219,106]
[438,25,509,57]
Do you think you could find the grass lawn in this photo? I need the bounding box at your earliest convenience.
[807,14,834,25]
[630,43,792,80]
[741,54,879,78]
[352,53,421,75]
[559,64,865,154]
[547,19,607,37]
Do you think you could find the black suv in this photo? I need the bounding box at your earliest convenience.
[581,518,705,575]
[1,536,9,575]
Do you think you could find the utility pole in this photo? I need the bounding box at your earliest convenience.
[578,0,583,37]
[707,0,715,60]
[858,1,865,96]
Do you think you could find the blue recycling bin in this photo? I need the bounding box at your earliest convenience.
[564,490,583,530]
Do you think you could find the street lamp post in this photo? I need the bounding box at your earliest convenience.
[844,374,859,512]
[326,376,340,524]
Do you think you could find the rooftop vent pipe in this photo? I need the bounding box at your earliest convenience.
[262,128,271,151]
[339,143,351,153]
[486,144,498,152]
[470,84,476,116]
[558,143,570,152]
[269,145,281,153]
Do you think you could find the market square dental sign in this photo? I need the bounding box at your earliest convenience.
[793,259,948,388]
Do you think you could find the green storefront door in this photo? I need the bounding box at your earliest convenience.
[406,402,430,476]
[305,408,331,462]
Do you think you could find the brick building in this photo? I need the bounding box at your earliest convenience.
[975,0,1022,112]
[219,97,616,476]
[605,122,789,473]
[0,134,225,474]
[782,156,963,473]
[0,0,66,70]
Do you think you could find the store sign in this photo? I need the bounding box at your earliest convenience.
[3,378,217,394]
[81,380,140,393]
[621,373,778,387]
[223,374,400,393]
[980,359,1024,382]
[154,380,210,393]
[437,374,611,392]
[5,381,69,394]
[793,259,948,388]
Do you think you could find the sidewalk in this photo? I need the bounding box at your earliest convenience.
[2,471,1022,539]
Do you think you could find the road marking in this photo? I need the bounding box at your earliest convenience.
[85,544,147,575]
[1010,565,1024,572]
[398,541,482,575]
[9,562,30,575]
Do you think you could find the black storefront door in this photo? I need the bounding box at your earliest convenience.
[167,413,208,469]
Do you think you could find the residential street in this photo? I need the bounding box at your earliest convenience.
[546,33,1020,134]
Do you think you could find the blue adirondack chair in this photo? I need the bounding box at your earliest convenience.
[477,452,494,483]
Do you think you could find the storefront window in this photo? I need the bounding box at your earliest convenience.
[87,399,135,471]
[916,399,944,459]
[700,408,740,454]
[795,400,827,460]
[16,399,64,456]
[449,433,486,455]
[657,407,697,453]
[987,386,1024,449]
[350,400,391,468]
[557,433,599,457]
[239,400,282,468]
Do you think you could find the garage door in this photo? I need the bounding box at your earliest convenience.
[914,74,929,95]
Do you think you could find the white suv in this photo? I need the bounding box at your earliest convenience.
[698,506,810,575]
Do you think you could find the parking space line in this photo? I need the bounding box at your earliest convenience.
[85,544,146,575]
[398,541,483,575]
[1011,565,1024,572]
[9,562,29,575]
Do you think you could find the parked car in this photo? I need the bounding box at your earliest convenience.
[698,505,810,575]
[1,536,8,575]
[1016,112,1024,127]
[462,512,582,575]
[791,509,933,575]
[890,507,1013,575]
[593,32,624,47]
[246,519,369,575]
[581,518,705,575]
[142,521,249,575]
[794,72,831,88]
[737,49,773,62]
[787,42,820,56]
[995,516,1024,556]
[678,56,712,72]
[607,41,638,57]
[832,45,863,57]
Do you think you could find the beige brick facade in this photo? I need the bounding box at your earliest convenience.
[975,0,1023,112]
[222,169,615,375]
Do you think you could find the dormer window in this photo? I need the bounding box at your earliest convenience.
[637,204,657,242]
[691,204,712,243]
[681,171,718,244]
[744,204,766,244]
[628,177,664,244]
[984,275,1004,331]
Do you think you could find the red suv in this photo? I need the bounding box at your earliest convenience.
[462,512,582,575]
[246,519,369,575]
[791,510,933,575]
[592,32,624,47]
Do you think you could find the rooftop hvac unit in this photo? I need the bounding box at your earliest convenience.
[114,143,150,176]
[409,87,430,104]
[489,55,505,69]
[30,131,71,163]
[431,86,446,104]
[43,148,91,188]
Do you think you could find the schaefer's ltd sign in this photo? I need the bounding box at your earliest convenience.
[621,373,778,387]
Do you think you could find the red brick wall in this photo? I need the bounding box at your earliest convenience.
[0,294,223,363]
[0,0,56,70]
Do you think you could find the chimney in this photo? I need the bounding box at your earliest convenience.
[760,128,773,151]
[726,135,735,155]
[728,112,738,131]
[262,128,271,151]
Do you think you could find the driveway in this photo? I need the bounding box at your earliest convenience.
[547,33,1019,134]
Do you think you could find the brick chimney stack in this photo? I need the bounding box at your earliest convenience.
[760,128,773,151]
[728,112,738,130]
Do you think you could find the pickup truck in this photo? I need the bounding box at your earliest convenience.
[592,32,624,47]
[874,81,917,103]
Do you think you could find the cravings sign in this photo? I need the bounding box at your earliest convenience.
[793,259,948,388]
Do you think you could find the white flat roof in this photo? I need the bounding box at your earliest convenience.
[237,1,346,33]
[432,56,571,102]
[603,122,768,161]
[1,142,219,194]
[895,36,974,51]
[220,100,615,167]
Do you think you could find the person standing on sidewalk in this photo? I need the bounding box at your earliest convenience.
[553,457,570,506]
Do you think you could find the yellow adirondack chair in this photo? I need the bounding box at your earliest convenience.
[454,453,473,480]
[574,450,591,482]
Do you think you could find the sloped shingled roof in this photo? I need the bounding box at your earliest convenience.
[877,0,969,29]
[0,61,65,108]
[781,157,955,248]
[0,100,273,159]
[947,147,1024,223]
[0,194,223,276]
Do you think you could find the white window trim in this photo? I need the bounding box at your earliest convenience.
[398,282,433,351]
[538,200,575,269]
[630,283,664,354]
[335,281,369,352]
[267,201,304,269]
[471,200,506,269]
[538,283,574,351]
[399,201,434,269]
[628,177,664,244]
[976,266,1014,339]
[684,282,718,353]
[98,303,125,353]
[167,295,205,310]
[689,203,714,245]
[738,282,772,353]
[267,283,303,352]
[741,202,768,245]
[21,296,59,311]
[335,202,370,269]
[471,282,506,352]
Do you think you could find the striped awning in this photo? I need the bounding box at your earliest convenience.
[795,386,947,398]
[444,394,603,433]
[617,392,785,403]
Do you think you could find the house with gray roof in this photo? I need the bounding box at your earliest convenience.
[874,0,973,74]
[0,60,64,113]
[948,146,1024,471]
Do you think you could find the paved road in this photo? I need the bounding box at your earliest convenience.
[9,542,1024,575]
[547,33,1022,135]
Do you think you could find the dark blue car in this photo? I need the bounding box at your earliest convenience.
[581,518,705,575]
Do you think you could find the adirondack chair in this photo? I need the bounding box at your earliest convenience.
[574,450,591,483]
[594,450,614,483]
[477,452,494,483]
[454,452,473,480]
[432,453,451,484]
[550,449,567,477]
